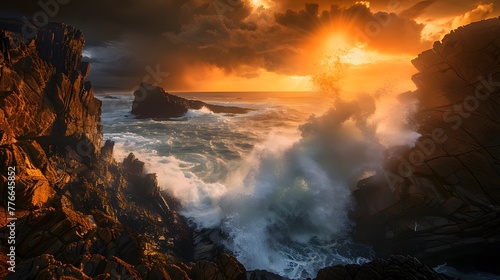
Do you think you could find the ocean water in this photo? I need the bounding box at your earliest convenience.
[97,91,381,279]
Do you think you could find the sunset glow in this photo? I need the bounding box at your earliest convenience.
[5,0,496,92]
[251,0,268,8]
[3,1,500,279]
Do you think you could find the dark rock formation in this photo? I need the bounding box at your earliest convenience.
[0,18,100,209]
[315,255,449,280]
[131,82,251,118]
[0,20,190,279]
[0,19,101,151]
[353,17,500,273]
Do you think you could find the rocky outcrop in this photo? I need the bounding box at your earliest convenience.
[131,83,251,118]
[0,19,101,150]
[353,17,500,273]
[315,255,449,280]
[0,19,101,209]
[0,20,193,279]
[0,140,57,208]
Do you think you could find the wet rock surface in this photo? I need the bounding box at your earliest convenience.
[353,17,500,273]
[131,82,252,119]
[315,255,450,280]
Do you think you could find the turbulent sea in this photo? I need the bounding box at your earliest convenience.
[97,91,500,280]
[98,91,373,279]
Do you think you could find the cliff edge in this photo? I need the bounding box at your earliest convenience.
[353,17,500,273]
[0,20,195,279]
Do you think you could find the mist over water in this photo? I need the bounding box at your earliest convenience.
[98,87,419,279]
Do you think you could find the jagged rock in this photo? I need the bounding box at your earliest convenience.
[0,19,101,151]
[143,173,160,197]
[0,19,197,280]
[0,140,57,208]
[165,264,190,280]
[315,255,449,280]
[189,260,225,280]
[136,264,172,280]
[8,254,91,280]
[15,207,95,259]
[353,17,500,272]
[0,19,102,209]
[131,82,251,118]
[123,153,146,176]
[100,139,115,163]
[246,270,286,280]
[216,253,246,280]
[122,152,160,197]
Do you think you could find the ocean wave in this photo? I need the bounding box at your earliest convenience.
[102,87,422,279]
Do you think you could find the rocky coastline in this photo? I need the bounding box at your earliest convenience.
[1,16,499,279]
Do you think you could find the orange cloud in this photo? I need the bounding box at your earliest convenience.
[420,3,495,43]
[451,3,494,29]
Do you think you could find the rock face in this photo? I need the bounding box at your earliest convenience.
[316,255,449,280]
[131,83,251,118]
[353,17,500,272]
[0,19,101,209]
[0,19,101,150]
[0,20,196,279]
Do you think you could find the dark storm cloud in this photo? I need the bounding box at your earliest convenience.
[399,0,436,19]
[274,3,321,30]
[0,0,195,42]
[166,1,431,75]
[0,0,492,90]
[275,3,429,53]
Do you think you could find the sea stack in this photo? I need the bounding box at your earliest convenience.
[131,83,251,118]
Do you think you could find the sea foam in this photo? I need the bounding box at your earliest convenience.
[102,86,419,279]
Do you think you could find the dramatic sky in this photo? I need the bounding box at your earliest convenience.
[1,0,499,92]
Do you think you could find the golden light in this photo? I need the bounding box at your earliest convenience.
[355,1,370,8]
[251,0,268,8]
[324,34,350,51]
[322,34,371,66]
[320,34,394,66]
[341,47,370,65]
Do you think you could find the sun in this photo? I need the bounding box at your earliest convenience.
[251,0,268,8]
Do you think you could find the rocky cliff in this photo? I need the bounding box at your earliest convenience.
[0,19,101,210]
[0,19,242,279]
[353,17,500,273]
